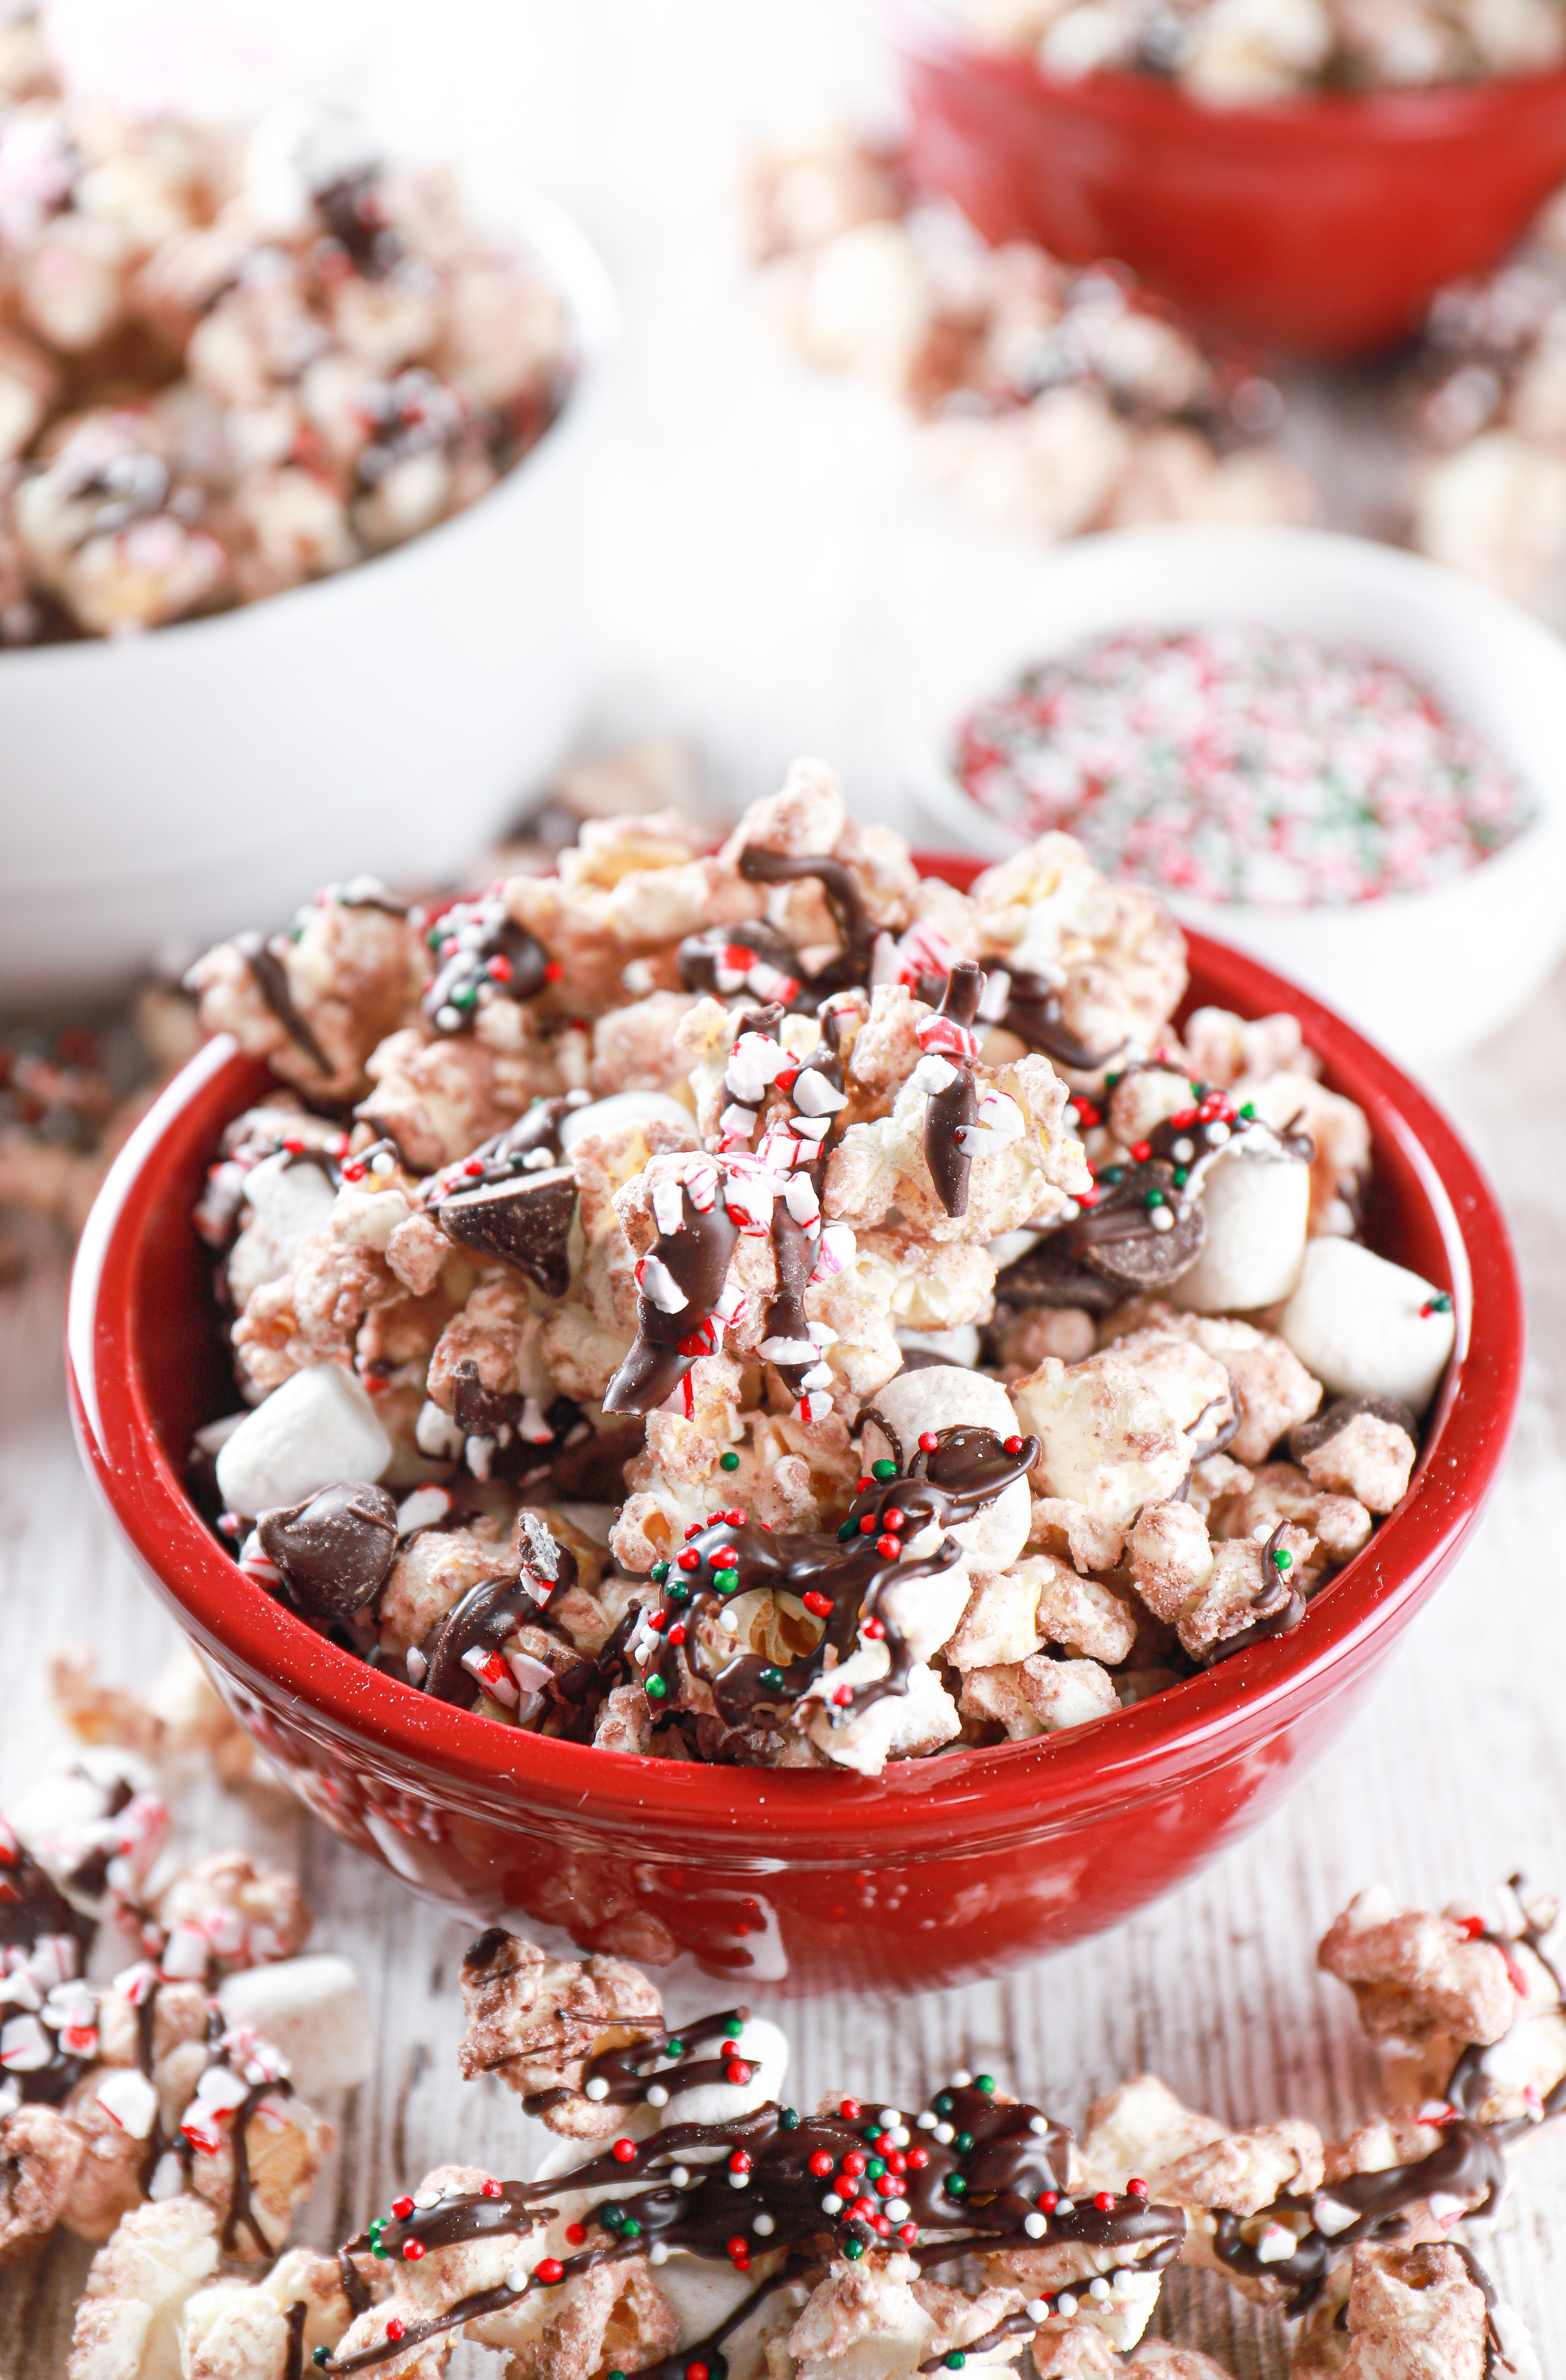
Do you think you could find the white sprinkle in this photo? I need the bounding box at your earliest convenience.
[670,2167,691,2188]
[506,2266,529,2291]
[719,1609,739,1634]
[1089,2277,1110,2301]
[647,2084,669,2107]
[729,2170,749,2188]
[753,2213,776,2235]
[584,2077,609,2100]
[916,2111,938,2130]
[1025,2300,1049,2325]
[821,2193,843,2214]
[1172,1137,1195,1162]
[1055,2198,1075,2216]
[891,2127,910,2147]
[649,2240,670,2265]
[1149,1207,1174,1233]
[1027,2116,1048,2135]
[1056,2295,1077,2318]
[933,2122,955,2144]
[951,2069,972,2087]
[1023,2212,1048,2239]
[1205,1120,1230,1145]
[371,1151,396,1176]
[885,2198,910,2221]
[437,1005,461,1030]
[879,2108,900,2128]
[413,2190,440,2209]
[565,1088,591,1106]
[1113,2271,1135,2289]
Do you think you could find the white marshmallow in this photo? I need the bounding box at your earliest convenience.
[558,1091,696,1152]
[1276,1237,1456,1416]
[1168,1146,1310,1314]
[217,1955,372,2099]
[237,1152,338,1267]
[659,2017,789,2128]
[865,1367,1031,1570]
[8,1749,157,1875]
[215,1364,392,1519]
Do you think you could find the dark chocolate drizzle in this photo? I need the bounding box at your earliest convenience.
[233,934,334,1077]
[641,1425,1038,1730]
[1290,1395,1419,1466]
[676,844,876,1011]
[515,2002,756,2118]
[602,1180,740,1418]
[283,2297,309,2380]
[923,965,984,1220]
[984,962,1124,1074]
[1204,1522,1307,1665]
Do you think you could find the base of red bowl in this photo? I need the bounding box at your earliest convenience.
[66,883,1523,1993]
[893,6,1566,358]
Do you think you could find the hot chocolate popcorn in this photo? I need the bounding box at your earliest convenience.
[0,83,573,645]
[180,762,1453,1774]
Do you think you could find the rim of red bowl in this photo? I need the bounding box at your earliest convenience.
[67,881,1524,1853]
[891,0,1566,131]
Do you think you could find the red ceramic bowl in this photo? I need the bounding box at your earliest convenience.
[66,871,1522,1995]
[893,0,1566,357]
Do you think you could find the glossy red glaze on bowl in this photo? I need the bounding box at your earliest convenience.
[894,3,1566,357]
[66,866,1522,1994]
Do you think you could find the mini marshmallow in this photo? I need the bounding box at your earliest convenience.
[217,1955,373,2099]
[237,1152,338,1267]
[658,2016,789,2127]
[1276,1237,1457,1416]
[864,1366,1031,1570]
[1168,1146,1310,1314]
[215,1364,392,1519]
[558,1091,696,1152]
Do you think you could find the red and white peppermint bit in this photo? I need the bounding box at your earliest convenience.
[954,625,1531,908]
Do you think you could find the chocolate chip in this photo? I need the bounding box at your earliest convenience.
[1289,1394,1418,1464]
[1079,1194,1206,1290]
[992,1235,1124,1315]
[257,1481,398,1622]
[435,1164,576,1297]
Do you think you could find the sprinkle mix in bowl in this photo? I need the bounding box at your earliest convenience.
[953,626,1533,907]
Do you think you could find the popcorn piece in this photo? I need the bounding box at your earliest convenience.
[1011,1355,1189,1567]
[1337,2239,1500,2379]
[0,2101,84,2263]
[68,2194,221,2379]
[456,1931,664,2135]
[958,1653,1119,1739]
[1076,2075,1226,2194]
[1318,1887,1523,2050]
[154,1851,311,1974]
[184,897,423,1104]
[1292,1399,1418,1515]
[1206,1461,1371,1573]
[947,1557,1136,1668]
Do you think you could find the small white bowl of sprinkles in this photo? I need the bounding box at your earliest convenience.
[897,525,1566,1068]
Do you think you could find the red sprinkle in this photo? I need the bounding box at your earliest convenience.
[875,1535,901,1559]
[386,2318,406,2341]
[918,1432,939,1452]
[1130,1140,1151,1161]
[677,1550,701,1570]
[726,2061,752,2085]
[861,1617,885,1640]
[833,1684,854,1706]
[403,2239,425,2261]
[612,2140,637,2163]
[728,2236,750,2262]
[802,1590,834,1617]
[688,2364,710,2380]
[907,2147,930,2170]
[667,1623,687,1647]
[685,1524,703,1539]
[463,1156,485,1175]
[873,2215,892,2236]
[1093,2192,1116,2212]
[898,2221,919,2244]
[729,2150,751,2173]
[809,2150,834,2176]
[481,2178,503,2199]
[1127,2179,1148,2199]
[857,1476,873,1493]
[858,1514,877,1535]
[392,2197,414,2219]
[874,2173,897,2196]
[566,2221,588,2244]
[841,2151,866,2176]
[543,959,564,982]
[1003,1435,1023,1455]
[852,2195,877,2222]
[725,1509,746,1526]
[487,953,514,983]
[1037,2189,1057,2209]
[840,2099,862,2121]
[538,2258,564,2283]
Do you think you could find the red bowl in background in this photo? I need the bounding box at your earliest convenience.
[66,869,1523,1995]
[893,1,1566,357]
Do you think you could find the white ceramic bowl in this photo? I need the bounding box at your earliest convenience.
[897,526,1566,1069]
[0,189,616,1006]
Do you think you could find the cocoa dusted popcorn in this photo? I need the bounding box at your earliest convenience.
[0,85,573,646]
[180,761,1450,1774]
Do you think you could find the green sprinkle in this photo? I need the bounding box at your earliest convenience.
[650,1561,669,1583]
[844,2237,865,2260]
[863,2125,882,2143]
[666,2039,684,2058]
[313,2352,331,2370]
[867,2158,886,2180]
[608,2370,627,2379]
[426,926,444,949]
[714,1566,739,1590]
[1105,1072,1122,1092]
[760,1666,785,1691]
[454,983,479,1010]
[975,2074,996,2094]
[933,2091,954,2116]
[1426,1291,1452,1313]
[1273,1547,1293,1570]
[720,1450,741,1472]
[646,1675,668,1700]
[621,2218,642,2239]
[1239,1102,1256,1120]
[781,2107,800,2130]
[371,2241,389,2258]
[871,1458,897,1483]
[1102,1166,1124,1186]
[944,2174,967,2198]
[1173,1167,1189,1187]
[946,2356,967,2371]
[1144,1188,1166,1209]
[1190,1082,1207,1101]
[725,2017,745,2037]
[667,1582,691,1604]
[955,2132,974,2154]
[838,1518,858,1542]
[601,2205,626,2231]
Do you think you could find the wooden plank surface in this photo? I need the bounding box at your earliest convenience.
[4,960,1566,2378]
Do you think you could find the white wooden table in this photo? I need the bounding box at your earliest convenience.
[3,975,1566,2378]
[7,6,1566,2371]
